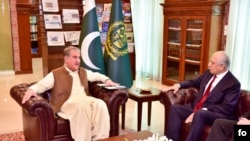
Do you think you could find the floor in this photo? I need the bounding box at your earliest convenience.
[0,58,169,136]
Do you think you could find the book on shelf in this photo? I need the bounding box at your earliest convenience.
[96,4,104,13]
[122,2,131,14]
[125,23,133,32]
[103,3,112,12]
[128,42,134,53]
[101,12,110,22]
[100,32,107,44]
[126,32,134,43]
[168,45,180,58]
[185,48,200,61]
[124,13,132,22]
[102,22,109,32]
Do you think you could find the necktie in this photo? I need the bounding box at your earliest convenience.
[194,75,217,112]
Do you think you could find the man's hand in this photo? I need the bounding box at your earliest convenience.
[185,113,194,124]
[162,83,180,93]
[22,89,37,104]
[237,117,250,125]
[104,79,120,87]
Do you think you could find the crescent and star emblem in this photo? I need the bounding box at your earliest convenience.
[81,32,101,70]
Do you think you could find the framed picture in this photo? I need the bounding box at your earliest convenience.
[127,43,134,53]
[124,13,131,23]
[47,31,65,46]
[62,9,80,24]
[126,32,134,43]
[44,14,62,29]
[42,0,59,12]
[125,23,133,32]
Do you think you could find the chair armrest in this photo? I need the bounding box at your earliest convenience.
[159,87,198,135]
[88,81,128,136]
[88,81,128,109]
[159,87,198,106]
[10,83,57,137]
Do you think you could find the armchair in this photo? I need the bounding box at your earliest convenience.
[10,81,128,141]
[159,88,250,141]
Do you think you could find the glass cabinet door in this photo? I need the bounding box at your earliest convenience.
[184,18,203,80]
[166,18,182,81]
[30,15,38,54]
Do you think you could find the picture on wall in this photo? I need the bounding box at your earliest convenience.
[44,14,62,29]
[62,9,80,24]
[42,0,59,12]
[125,23,133,32]
[126,32,134,43]
[47,31,65,46]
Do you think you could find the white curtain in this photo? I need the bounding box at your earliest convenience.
[130,0,164,81]
[226,0,250,90]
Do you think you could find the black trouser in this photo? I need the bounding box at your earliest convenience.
[206,119,237,141]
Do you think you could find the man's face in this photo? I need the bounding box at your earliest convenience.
[64,49,80,71]
[208,53,224,75]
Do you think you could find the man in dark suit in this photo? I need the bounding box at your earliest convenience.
[163,51,241,141]
[206,111,250,141]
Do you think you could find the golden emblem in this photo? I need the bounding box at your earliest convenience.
[105,21,129,60]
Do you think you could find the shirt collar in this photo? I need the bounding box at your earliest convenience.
[64,65,78,74]
[216,70,228,80]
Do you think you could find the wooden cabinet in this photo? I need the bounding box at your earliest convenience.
[15,3,33,74]
[161,0,227,85]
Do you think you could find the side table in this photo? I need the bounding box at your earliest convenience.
[122,87,161,131]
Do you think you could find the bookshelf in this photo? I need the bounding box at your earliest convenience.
[29,0,135,78]
[30,15,39,57]
[161,0,227,85]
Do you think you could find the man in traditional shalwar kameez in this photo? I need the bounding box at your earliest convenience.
[22,46,120,141]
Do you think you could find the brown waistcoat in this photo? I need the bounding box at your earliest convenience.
[50,67,89,113]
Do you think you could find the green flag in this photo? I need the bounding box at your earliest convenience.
[79,0,105,74]
[104,0,133,88]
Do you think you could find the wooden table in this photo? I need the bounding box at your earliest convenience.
[122,87,161,131]
[97,130,153,141]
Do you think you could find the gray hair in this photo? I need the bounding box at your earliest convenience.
[63,46,80,57]
[217,51,230,68]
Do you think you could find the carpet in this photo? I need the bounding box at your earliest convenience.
[0,131,25,141]
[0,128,134,141]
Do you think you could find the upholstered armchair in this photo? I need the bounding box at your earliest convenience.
[159,88,250,141]
[10,81,128,141]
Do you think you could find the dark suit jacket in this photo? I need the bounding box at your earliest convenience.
[180,70,241,119]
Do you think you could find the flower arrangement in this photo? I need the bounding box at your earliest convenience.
[125,133,172,141]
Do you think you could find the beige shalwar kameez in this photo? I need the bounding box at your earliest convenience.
[30,67,110,141]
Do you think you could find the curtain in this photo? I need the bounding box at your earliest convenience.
[130,0,164,81]
[226,0,250,90]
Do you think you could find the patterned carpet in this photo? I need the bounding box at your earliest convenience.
[0,131,25,141]
[0,128,134,141]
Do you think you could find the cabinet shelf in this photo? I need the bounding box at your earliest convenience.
[186,44,201,48]
[167,56,180,61]
[185,59,200,65]
[168,42,181,46]
[186,28,202,32]
[168,27,181,30]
